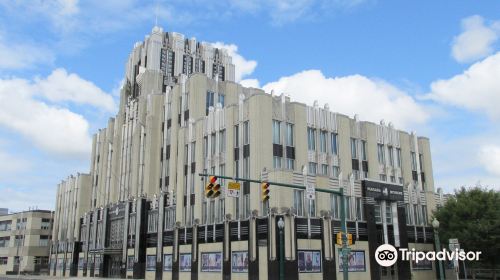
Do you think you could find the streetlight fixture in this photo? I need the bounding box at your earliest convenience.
[277,217,285,280]
[432,218,445,280]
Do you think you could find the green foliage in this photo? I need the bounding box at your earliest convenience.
[433,187,500,268]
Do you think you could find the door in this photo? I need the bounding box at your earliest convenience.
[107,255,121,278]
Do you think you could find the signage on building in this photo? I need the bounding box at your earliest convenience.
[306,184,316,200]
[227,182,240,198]
[362,180,404,201]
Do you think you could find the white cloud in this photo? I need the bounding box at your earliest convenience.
[0,73,98,158]
[263,70,428,129]
[36,68,116,112]
[0,149,30,175]
[451,15,500,63]
[426,52,500,119]
[479,145,500,177]
[0,33,55,70]
[0,186,56,212]
[210,42,257,82]
[240,79,261,88]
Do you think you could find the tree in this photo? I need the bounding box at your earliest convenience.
[433,187,500,268]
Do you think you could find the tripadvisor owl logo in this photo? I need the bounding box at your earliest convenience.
[374,244,482,267]
[375,244,398,267]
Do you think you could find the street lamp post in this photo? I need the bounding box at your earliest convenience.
[278,218,285,280]
[432,218,445,280]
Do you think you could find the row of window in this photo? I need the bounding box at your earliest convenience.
[307,128,339,155]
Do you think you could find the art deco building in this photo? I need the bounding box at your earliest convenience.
[0,210,53,275]
[50,26,448,280]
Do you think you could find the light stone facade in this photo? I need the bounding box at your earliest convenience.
[0,210,53,275]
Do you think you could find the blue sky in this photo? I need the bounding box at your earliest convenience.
[1,0,500,212]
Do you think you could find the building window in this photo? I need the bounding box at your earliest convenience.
[217,198,225,223]
[307,128,316,151]
[201,200,207,224]
[344,196,351,220]
[273,156,282,169]
[218,94,225,107]
[234,125,239,147]
[375,202,382,223]
[14,235,24,247]
[219,130,226,153]
[0,237,10,248]
[272,120,281,144]
[0,257,7,265]
[294,190,304,216]
[39,235,49,247]
[361,140,367,161]
[386,204,393,224]
[319,131,327,153]
[308,162,317,174]
[405,204,413,225]
[286,123,294,146]
[419,154,424,171]
[332,166,339,178]
[309,198,316,217]
[211,134,216,155]
[243,121,249,145]
[353,170,360,180]
[286,159,295,170]
[421,205,428,225]
[16,218,27,230]
[331,133,338,155]
[379,174,387,181]
[216,161,223,179]
[209,200,215,224]
[390,176,396,183]
[399,177,404,184]
[377,144,385,164]
[355,198,364,221]
[41,218,51,230]
[411,152,417,171]
[206,91,215,113]
[0,221,11,231]
[388,146,394,166]
[320,164,328,175]
[350,138,357,159]
[414,205,420,225]
[396,148,402,168]
[331,194,340,219]
[147,211,159,233]
[203,137,208,158]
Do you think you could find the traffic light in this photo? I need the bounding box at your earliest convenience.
[261,182,270,202]
[336,232,353,246]
[205,176,220,198]
[336,232,342,246]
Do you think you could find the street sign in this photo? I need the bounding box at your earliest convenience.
[449,238,459,244]
[449,238,460,251]
[227,182,240,198]
[306,184,315,200]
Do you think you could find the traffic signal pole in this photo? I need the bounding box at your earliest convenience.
[339,191,349,280]
[198,173,350,280]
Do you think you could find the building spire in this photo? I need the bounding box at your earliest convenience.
[155,1,158,27]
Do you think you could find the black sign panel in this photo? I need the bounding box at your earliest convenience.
[362,180,404,201]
